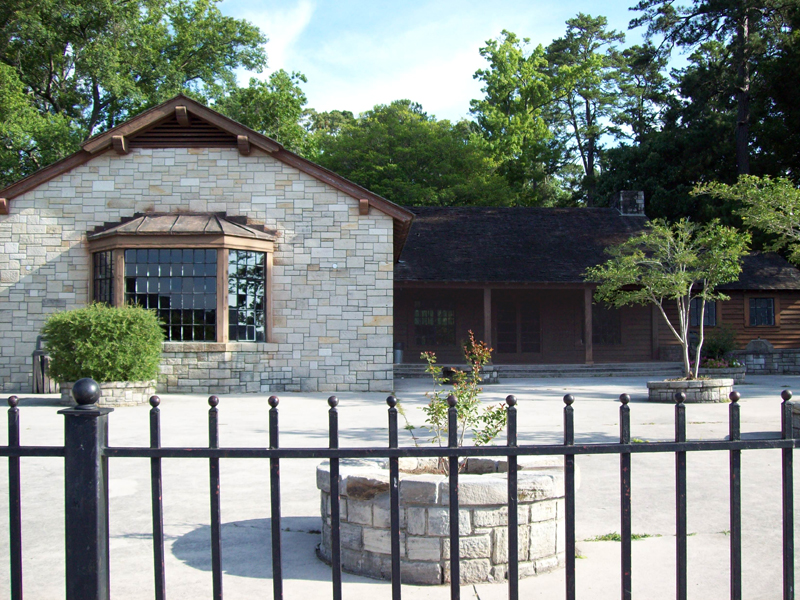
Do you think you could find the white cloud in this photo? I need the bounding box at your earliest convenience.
[236,0,316,77]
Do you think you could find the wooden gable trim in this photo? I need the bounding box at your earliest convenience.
[0,149,99,202]
[175,106,191,127]
[112,136,129,155]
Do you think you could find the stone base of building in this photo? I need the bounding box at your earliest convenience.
[316,456,569,585]
[731,349,800,375]
[60,380,157,407]
[158,343,392,394]
[647,379,734,403]
[697,367,746,384]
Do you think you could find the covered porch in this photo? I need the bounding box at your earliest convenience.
[394,283,660,365]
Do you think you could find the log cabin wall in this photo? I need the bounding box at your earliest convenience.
[657,290,800,354]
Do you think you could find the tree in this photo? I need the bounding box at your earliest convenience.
[216,70,312,155]
[694,175,800,264]
[0,63,79,187]
[314,100,514,207]
[469,31,559,204]
[0,0,266,142]
[630,0,790,176]
[585,219,750,378]
[546,14,625,205]
[615,42,670,142]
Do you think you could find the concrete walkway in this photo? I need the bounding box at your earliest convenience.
[0,374,798,599]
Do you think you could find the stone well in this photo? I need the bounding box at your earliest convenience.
[60,380,157,407]
[316,456,571,585]
[647,378,734,403]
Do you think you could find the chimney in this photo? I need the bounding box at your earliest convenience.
[613,191,645,216]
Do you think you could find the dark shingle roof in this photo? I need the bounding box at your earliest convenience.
[395,207,648,283]
[395,207,800,289]
[720,252,800,290]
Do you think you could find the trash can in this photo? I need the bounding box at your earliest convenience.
[32,336,59,394]
[393,342,404,364]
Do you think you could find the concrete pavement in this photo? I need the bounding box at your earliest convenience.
[0,374,798,599]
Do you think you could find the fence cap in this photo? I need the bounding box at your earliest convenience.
[72,378,101,406]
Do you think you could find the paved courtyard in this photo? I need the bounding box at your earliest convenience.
[0,374,798,599]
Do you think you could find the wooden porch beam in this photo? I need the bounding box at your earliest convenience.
[584,287,594,365]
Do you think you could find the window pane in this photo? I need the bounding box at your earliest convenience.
[124,248,216,341]
[592,305,622,345]
[92,251,114,305]
[227,249,267,341]
[750,298,775,326]
[414,301,455,347]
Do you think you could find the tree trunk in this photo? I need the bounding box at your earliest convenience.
[735,12,751,176]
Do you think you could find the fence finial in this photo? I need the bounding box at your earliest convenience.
[149,395,160,408]
[506,394,517,406]
[781,389,793,402]
[447,394,457,407]
[729,391,741,403]
[328,396,339,408]
[72,378,101,406]
[268,395,279,408]
[619,393,630,405]
[386,395,397,408]
[7,395,18,408]
[563,394,575,406]
[675,392,686,404]
[208,395,220,408]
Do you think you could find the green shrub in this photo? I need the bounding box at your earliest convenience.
[702,324,738,360]
[42,303,164,382]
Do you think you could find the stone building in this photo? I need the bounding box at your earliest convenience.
[0,95,413,394]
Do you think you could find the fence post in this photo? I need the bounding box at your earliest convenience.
[58,378,112,600]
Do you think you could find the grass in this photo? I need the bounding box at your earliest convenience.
[585,532,660,542]
[631,438,648,444]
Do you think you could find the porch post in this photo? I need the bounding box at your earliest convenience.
[483,287,492,349]
[584,288,593,365]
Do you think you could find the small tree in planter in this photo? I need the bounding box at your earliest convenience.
[43,303,163,405]
[400,331,507,472]
[585,219,749,379]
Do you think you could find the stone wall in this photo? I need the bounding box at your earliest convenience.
[0,147,394,393]
[647,378,734,403]
[316,457,566,585]
[731,349,800,375]
[60,380,156,407]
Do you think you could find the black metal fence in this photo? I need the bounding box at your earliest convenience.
[2,379,798,600]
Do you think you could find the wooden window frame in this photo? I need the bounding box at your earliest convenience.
[690,298,717,328]
[745,295,779,328]
[88,234,274,344]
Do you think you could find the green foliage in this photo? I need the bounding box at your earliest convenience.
[42,304,164,383]
[216,70,313,155]
[546,14,625,204]
[470,31,560,205]
[415,332,507,472]
[701,324,739,359]
[694,175,800,265]
[586,219,750,378]
[313,100,514,207]
[0,63,81,187]
[586,532,659,542]
[0,0,266,182]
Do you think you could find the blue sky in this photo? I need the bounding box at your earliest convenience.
[220,0,653,122]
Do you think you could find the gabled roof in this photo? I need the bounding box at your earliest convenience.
[0,95,414,260]
[395,206,648,283]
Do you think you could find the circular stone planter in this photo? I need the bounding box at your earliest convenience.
[60,380,157,407]
[316,456,572,585]
[647,378,734,403]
